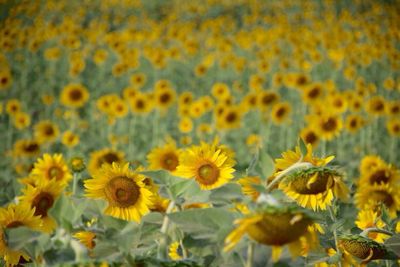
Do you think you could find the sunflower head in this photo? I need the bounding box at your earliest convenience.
[30,153,72,185]
[69,156,86,173]
[339,235,388,262]
[147,141,181,174]
[73,231,96,250]
[168,241,184,260]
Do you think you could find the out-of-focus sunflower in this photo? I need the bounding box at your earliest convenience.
[60,83,90,108]
[34,120,59,144]
[110,98,129,118]
[211,82,230,100]
[28,154,72,186]
[358,161,399,186]
[355,183,400,218]
[178,117,193,133]
[355,210,388,243]
[61,131,80,147]
[155,87,176,110]
[224,205,320,261]
[147,141,181,174]
[308,113,343,141]
[5,99,21,116]
[386,100,400,117]
[365,96,386,116]
[300,127,319,148]
[129,73,146,89]
[12,112,30,130]
[128,93,153,114]
[302,83,324,104]
[217,106,242,130]
[258,90,279,111]
[88,148,125,176]
[176,141,235,190]
[386,118,400,137]
[179,91,193,106]
[328,93,348,114]
[0,204,43,267]
[271,102,291,124]
[168,241,184,260]
[237,176,262,201]
[345,114,365,134]
[19,179,64,233]
[0,68,12,90]
[84,163,154,222]
[13,139,40,157]
[73,231,96,250]
[359,155,386,175]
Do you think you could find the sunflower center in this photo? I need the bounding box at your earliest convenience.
[24,143,39,152]
[246,213,311,246]
[275,107,286,118]
[161,152,179,171]
[69,89,83,101]
[99,152,120,166]
[197,163,219,185]
[290,173,332,194]
[370,190,394,207]
[225,112,237,123]
[305,132,318,144]
[44,126,54,136]
[32,192,54,217]
[48,166,63,180]
[160,93,171,103]
[1,77,8,85]
[322,118,337,131]
[261,94,276,105]
[369,170,389,184]
[308,87,321,98]
[7,220,24,228]
[373,101,384,111]
[104,176,140,207]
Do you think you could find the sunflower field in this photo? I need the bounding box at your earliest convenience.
[1,0,400,266]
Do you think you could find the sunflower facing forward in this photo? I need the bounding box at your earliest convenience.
[176,141,235,190]
[84,163,154,222]
[147,141,181,174]
[60,83,90,108]
[28,154,72,186]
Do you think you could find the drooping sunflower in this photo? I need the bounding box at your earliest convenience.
[73,231,96,250]
[34,120,59,144]
[88,148,125,176]
[0,204,43,267]
[176,141,235,190]
[19,179,64,233]
[355,183,400,218]
[271,102,291,124]
[147,141,181,174]
[84,163,154,222]
[60,83,90,108]
[224,205,320,261]
[29,154,72,186]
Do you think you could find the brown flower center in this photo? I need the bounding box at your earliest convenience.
[308,87,321,99]
[99,152,120,167]
[370,190,394,207]
[160,152,179,171]
[1,77,8,85]
[304,132,318,144]
[48,166,63,180]
[339,238,386,260]
[159,93,171,104]
[196,163,219,185]
[247,213,311,246]
[261,93,277,106]
[32,192,54,217]
[105,176,140,207]
[44,125,55,136]
[290,173,332,194]
[69,89,83,101]
[275,107,287,118]
[24,142,39,153]
[321,118,337,131]
[369,169,389,184]
[225,112,237,123]
[7,221,24,228]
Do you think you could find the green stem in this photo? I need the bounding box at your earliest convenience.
[245,242,254,267]
[265,162,313,192]
[72,173,78,195]
[328,206,342,267]
[158,200,175,259]
[360,228,393,238]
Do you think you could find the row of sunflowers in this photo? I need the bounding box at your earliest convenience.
[1,0,400,266]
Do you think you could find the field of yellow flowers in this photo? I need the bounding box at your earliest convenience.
[1,0,400,266]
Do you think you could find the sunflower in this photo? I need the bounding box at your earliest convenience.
[147,141,181,174]
[386,100,400,117]
[73,231,96,250]
[128,93,153,114]
[12,112,30,130]
[0,204,43,267]
[338,235,390,264]
[359,155,386,175]
[60,83,90,108]
[155,87,176,110]
[300,127,319,148]
[279,166,349,210]
[258,90,279,111]
[345,114,365,134]
[237,176,262,201]
[366,96,386,116]
[386,118,400,137]
[176,141,235,190]
[30,153,72,186]
[13,139,40,157]
[211,82,230,100]
[358,161,399,186]
[0,68,12,90]
[217,106,242,130]
[168,241,184,260]
[271,102,291,124]
[178,117,193,133]
[61,131,80,147]
[308,113,343,141]
[110,98,128,118]
[88,148,125,176]
[302,83,324,104]
[129,73,146,89]
[355,183,400,218]
[84,163,154,222]
[5,99,21,116]
[34,120,59,144]
[224,205,319,261]
[179,92,193,106]
[19,179,64,233]
[355,210,388,243]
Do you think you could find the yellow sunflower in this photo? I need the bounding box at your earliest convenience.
[60,83,90,108]
[345,114,365,134]
[258,90,280,111]
[34,120,59,144]
[128,93,153,114]
[168,241,184,260]
[358,161,399,186]
[224,206,320,262]
[176,141,235,190]
[5,99,21,116]
[13,139,40,158]
[271,102,291,124]
[308,113,343,141]
[359,155,386,175]
[302,83,324,104]
[0,68,12,90]
[147,141,181,174]
[155,87,176,110]
[84,163,154,222]
[29,153,72,186]
[217,106,242,130]
[61,131,80,147]
[0,204,43,267]
[73,231,96,250]
[355,210,388,243]
[237,176,262,201]
[88,148,125,176]
[355,183,400,218]
[386,118,400,137]
[365,96,386,116]
[12,112,30,130]
[300,127,320,148]
[19,179,64,233]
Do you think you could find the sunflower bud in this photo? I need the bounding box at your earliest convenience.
[69,157,85,173]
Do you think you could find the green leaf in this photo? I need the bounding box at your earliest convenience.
[5,226,41,250]
[298,137,308,158]
[209,183,242,202]
[142,212,164,224]
[169,179,195,198]
[140,170,168,184]
[258,152,275,179]
[384,234,400,258]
